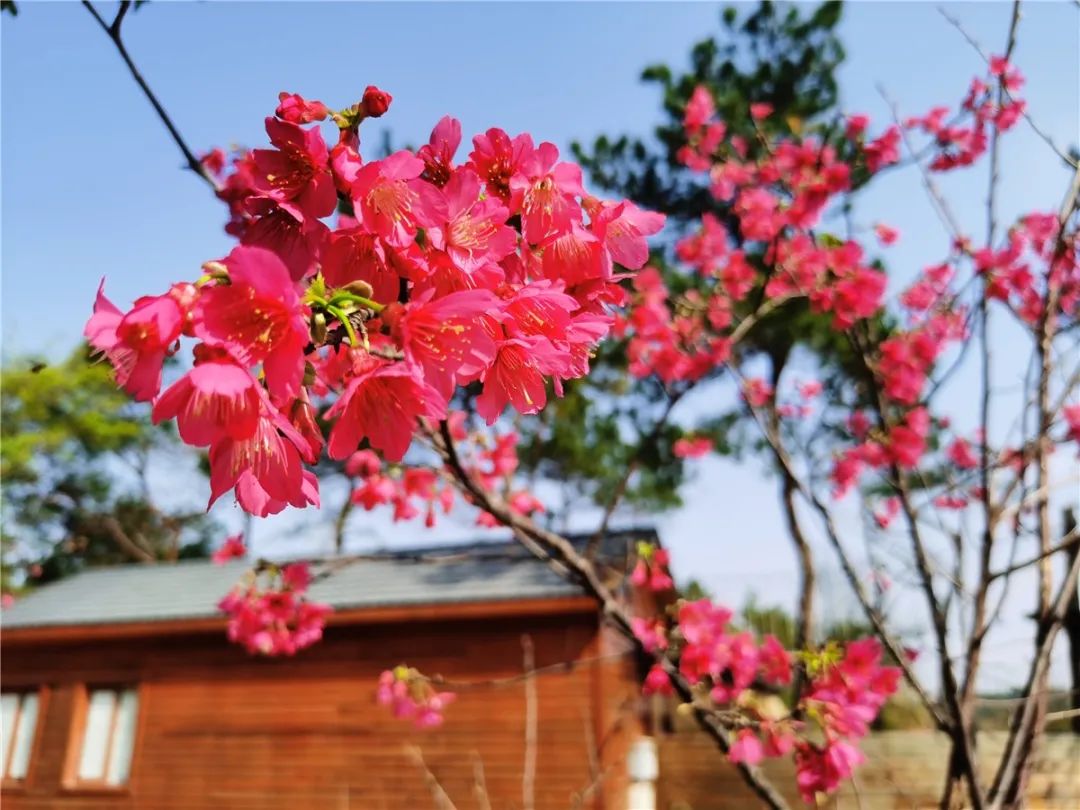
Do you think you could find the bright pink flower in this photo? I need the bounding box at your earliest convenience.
[510,141,584,243]
[84,282,184,402]
[281,561,312,592]
[631,617,668,653]
[208,407,318,517]
[1063,404,1080,444]
[674,436,713,459]
[201,147,228,177]
[500,280,579,344]
[721,251,757,301]
[863,126,900,172]
[588,200,665,270]
[377,667,455,729]
[390,289,503,399]
[684,85,715,131]
[795,740,865,803]
[351,151,437,248]
[630,546,674,593]
[947,437,980,469]
[468,127,536,202]
[735,187,782,242]
[419,168,518,271]
[874,497,901,529]
[749,102,773,121]
[194,246,309,401]
[326,362,447,463]
[845,114,870,139]
[219,575,330,656]
[275,92,329,124]
[935,494,969,510]
[252,117,336,219]
[240,196,329,281]
[211,535,247,564]
[887,407,930,469]
[418,115,462,187]
[848,411,871,439]
[345,449,382,478]
[352,474,397,510]
[642,664,674,696]
[759,635,792,685]
[508,490,545,517]
[730,729,765,765]
[475,337,566,424]
[539,223,613,286]
[743,377,774,407]
[874,223,899,245]
[152,354,261,446]
[320,227,399,304]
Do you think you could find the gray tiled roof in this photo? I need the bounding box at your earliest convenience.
[1,529,655,630]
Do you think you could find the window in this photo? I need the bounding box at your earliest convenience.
[72,687,139,787]
[1,691,41,783]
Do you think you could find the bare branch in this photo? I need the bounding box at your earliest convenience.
[988,549,1080,808]
[404,746,459,810]
[81,2,222,192]
[989,527,1080,581]
[428,421,793,810]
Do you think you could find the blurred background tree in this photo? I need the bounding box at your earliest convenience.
[1,348,214,589]
[516,1,878,524]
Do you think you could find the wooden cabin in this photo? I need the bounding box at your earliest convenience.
[0,532,664,809]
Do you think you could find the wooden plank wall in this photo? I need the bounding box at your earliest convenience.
[3,610,641,810]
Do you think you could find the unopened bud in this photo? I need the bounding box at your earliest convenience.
[341,279,374,299]
[360,85,393,119]
[310,313,328,345]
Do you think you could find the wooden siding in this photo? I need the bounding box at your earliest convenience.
[2,608,642,810]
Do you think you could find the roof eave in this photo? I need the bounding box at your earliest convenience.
[0,593,600,646]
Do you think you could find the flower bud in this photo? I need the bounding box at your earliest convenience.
[310,312,328,346]
[361,85,392,118]
[341,279,374,299]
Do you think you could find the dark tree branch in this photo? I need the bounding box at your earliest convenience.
[81,2,222,192]
[430,420,793,810]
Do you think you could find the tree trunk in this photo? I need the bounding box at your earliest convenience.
[1062,509,1080,735]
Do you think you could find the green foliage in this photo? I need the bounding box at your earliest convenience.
[572,1,845,225]
[1,348,213,589]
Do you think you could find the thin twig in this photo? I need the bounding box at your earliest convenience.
[405,746,459,810]
[81,2,222,192]
[429,421,792,810]
[471,752,493,810]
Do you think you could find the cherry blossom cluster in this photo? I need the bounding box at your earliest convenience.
[905,55,1025,172]
[792,639,901,801]
[85,86,664,521]
[636,596,899,804]
[377,665,456,729]
[341,420,544,529]
[625,55,1078,516]
[629,541,675,591]
[217,560,331,656]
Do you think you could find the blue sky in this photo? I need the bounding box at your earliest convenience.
[3,2,1077,689]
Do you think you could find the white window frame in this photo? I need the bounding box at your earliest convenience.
[1,690,42,784]
[70,686,139,788]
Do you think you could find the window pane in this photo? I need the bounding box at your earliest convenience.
[1,694,18,778]
[7,694,38,779]
[78,690,116,781]
[104,690,138,786]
